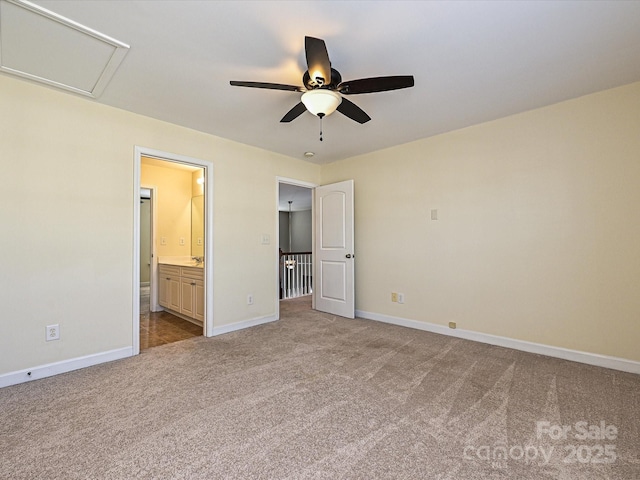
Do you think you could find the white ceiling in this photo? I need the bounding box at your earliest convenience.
[279,183,312,212]
[4,1,640,164]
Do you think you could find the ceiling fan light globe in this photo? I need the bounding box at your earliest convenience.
[301,89,342,117]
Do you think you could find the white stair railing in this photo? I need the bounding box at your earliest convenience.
[280,252,312,299]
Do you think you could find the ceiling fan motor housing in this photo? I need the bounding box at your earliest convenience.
[303,68,342,90]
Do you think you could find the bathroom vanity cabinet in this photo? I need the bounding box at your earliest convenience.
[158,264,204,325]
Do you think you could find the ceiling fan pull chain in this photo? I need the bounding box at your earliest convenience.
[318,113,324,141]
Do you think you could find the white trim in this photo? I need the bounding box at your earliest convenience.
[356,310,640,375]
[275,177,318,321]
[0,347,132,388]
[134,147,215,353]
[210,314,277,336]
[133,154,141,354]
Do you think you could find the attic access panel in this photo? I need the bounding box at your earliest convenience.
[0,0,129,97]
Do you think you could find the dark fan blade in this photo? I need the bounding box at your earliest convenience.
[336,98,371,124]
[280,102,307,123]
[338,75,414,95]
[305,36,331,86]
[230,81,303,92]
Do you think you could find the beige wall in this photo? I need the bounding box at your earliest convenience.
[192,170,204,197]
[322,81,640,363]
[0,74,320,375]
[141,160,193,257]
[2,70,638,379]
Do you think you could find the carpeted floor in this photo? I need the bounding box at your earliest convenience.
[1,296,639,479]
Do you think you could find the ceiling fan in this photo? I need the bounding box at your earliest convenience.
[230,36,414,126]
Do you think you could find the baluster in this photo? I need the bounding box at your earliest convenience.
[283,254,287,299]
[302,254,306,295]
[287,255,291,298]
[294,253,298,297]
[284,256,288,299]
[289,254,293,298]
[304,254,308,295]
[299,253,302,296]
[292,254,296,297]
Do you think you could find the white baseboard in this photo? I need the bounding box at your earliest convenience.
[0,347,133,389]
[356,310,640,375]
[209,314,278,337]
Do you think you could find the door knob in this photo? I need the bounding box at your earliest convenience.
[346,254,352,258]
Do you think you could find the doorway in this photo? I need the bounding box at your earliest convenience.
[133,147,214,355]
[139,188,152,340]
[139,162,204,350]
[276,177,356,321]
[140,189,152,289]
[276,178,316,320]
[279,184,313,299]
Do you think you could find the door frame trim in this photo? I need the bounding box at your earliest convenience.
[275,177,318,320]
[140,185,158,310]
[133,146,214,355]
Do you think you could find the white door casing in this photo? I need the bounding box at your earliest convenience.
[314,180,355,318]
[134,146,214,355]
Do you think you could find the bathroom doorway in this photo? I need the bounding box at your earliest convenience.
[139,157,204,350]
[139,187,199,349]
[133,147,214,355]
[139,187,152,325]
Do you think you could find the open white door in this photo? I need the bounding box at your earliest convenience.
[314,179,355,318]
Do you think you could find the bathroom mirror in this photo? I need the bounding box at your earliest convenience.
[191,195,204,256]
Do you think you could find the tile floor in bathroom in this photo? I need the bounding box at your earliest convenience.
[140,286,202,350]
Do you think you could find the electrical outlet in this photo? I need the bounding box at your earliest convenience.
[391,292,398,302]
[397,293,405,304]
[247,294,254,305]
[448,322,457,329]
[46,324,60,341]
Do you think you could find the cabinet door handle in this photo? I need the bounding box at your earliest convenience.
[166,277,171,280]
[191,282,196,286]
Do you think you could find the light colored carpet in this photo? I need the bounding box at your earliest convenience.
[1,296,639,479]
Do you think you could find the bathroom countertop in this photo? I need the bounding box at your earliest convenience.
[158,257,204,268]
